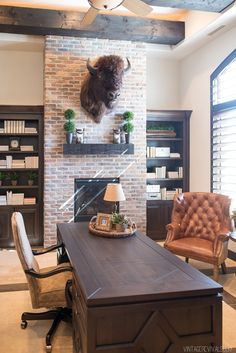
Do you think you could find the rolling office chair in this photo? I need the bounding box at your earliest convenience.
[164,192,231,281]
[11,212,72,353]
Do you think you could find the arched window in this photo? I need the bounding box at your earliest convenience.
[211,49,236,208]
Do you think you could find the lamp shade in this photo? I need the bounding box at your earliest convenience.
[104,183,126,202]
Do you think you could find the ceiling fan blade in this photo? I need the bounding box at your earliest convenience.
[123,0,153,17]
[80,7,99,27]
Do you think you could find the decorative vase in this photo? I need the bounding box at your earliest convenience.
[66,132,73,144]
[120,131,126,144]
[28,180,34,186]
[125,133,130,144]
[11,180,17,186]
[115,224,127,232]
[113,129,120,144]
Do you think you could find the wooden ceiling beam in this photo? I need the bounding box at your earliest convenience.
[0,6,184,45]
[146,0,235,12]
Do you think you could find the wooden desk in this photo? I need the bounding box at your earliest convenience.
[57,222,222,353]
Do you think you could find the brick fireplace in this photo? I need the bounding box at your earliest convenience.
[44,36,146,246]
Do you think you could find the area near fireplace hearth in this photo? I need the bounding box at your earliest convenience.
[44,36,147,246]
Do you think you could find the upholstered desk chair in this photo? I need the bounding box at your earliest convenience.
[164,192,231,281]
[11,212,72,353]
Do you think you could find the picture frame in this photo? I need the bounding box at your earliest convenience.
[96,213,112,231]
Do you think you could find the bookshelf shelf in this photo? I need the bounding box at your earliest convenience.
[0,185,39,190]
[0,168,39,171]
[146,137,183,141]
[0,105,44,248]
[0,151,38,154]
[147,157,182,160]
[146,110,191,241]
[147,178,183,182]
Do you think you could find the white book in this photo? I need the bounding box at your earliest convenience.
[0,145,9,151]
[6,155,12,169]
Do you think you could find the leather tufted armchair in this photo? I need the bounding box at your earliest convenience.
[164,192,231,281]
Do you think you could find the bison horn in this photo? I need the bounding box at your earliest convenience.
[87,59,98,76]
[124,58,131,74]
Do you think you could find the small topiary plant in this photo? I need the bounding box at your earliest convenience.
[123,111,134,121]
[64,109,75,120]
[64,120,75,133]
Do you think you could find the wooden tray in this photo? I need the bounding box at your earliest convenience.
[89,220,137,238]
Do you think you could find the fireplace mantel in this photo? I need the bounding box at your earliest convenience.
[63,143,134,155]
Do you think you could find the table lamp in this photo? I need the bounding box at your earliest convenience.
[104,183,126,213]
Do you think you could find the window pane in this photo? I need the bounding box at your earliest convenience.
[212,57,236,105]
[212,109,236,208]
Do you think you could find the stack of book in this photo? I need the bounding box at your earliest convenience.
[147,129,176,138]
[155,166,166,178]
[25,157,38,168]
[166,190,177,200]
[20,145,34,151]
[0,145,9,151]
[146,172,156,179]
[0,160,7,168]
[167,171,179,179]
[147,147,170,158]
[170,152,180,158]
[7,191,24,205]
[12,159,25,168]
[3,120,25,133]
[0,196,7,205]
[25,127,37,134]
[24,197,36,205]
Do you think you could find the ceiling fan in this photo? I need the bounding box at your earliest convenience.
[81,0,153,27]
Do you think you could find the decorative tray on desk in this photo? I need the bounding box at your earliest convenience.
[89,219,137,238]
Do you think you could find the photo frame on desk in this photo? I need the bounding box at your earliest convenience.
[96,213,112,231]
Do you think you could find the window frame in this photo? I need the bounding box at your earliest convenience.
[210,49,236,192]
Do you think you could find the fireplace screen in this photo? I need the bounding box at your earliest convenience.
[74,178,119,222]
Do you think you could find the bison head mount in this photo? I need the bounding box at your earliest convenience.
[80,55,131,123]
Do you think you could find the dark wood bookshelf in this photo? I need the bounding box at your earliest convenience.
[0,105,44,248]
[146,110,191,241]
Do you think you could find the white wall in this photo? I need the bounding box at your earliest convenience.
[146,56,180,110]
[180,26,236,192]
[0,50,44,105]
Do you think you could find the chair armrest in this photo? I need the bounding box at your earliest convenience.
[25,265,72,279]
[213,231,230,256]
[32,242,64,256]
[165,223,181,243]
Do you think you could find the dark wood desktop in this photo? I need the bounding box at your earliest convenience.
[57,222,223,353]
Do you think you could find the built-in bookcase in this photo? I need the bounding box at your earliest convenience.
[0,106,44,248]
[146,110,191,240]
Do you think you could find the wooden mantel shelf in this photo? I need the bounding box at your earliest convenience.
[63,143,134,155]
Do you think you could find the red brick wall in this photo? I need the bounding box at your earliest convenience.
[44,36,146,246]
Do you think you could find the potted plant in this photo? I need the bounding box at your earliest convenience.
[8,171,18,186]
[122,111,134,143]
[27,171,37,186]
[64,108,75,144]
[112,212,128,232]
[0,171,5,186]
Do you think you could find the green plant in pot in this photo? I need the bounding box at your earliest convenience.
[122,111,134,143]
[112,212,128,232]
[27,171,37,186]
[8,171,18,186]
[64,108,75,144]
[0,171,5,186]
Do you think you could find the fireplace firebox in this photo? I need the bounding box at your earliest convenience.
[74,178,119,222]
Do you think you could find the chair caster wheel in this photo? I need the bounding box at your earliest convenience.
[21,320,27,329]
[46,345,52,353]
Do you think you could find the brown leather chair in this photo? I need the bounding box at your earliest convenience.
[164,192,231,281]
[11,212,72,353]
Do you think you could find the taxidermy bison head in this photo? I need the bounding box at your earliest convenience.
[80,55,131,123]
